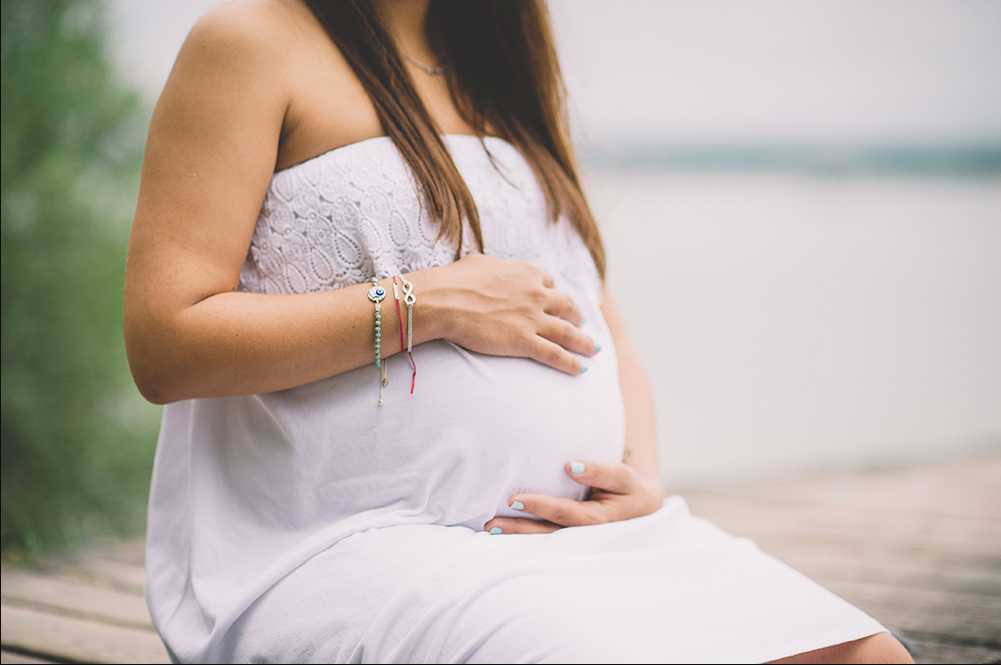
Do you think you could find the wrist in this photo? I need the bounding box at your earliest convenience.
[406,264,453,344]
[627,459,665,499]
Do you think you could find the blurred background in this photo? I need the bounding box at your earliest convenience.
[2,0,999,559]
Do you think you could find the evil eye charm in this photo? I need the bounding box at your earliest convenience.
[368,286,386,303]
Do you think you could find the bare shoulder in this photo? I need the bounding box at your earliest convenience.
[156,0,378,172]
[175,0,298,81]
[189,0,294,45]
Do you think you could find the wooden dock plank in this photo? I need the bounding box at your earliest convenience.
[906,640,1001,665]
[684,455,1001,664]
[0,604,169,665]
[816,577,1001,617]
[744,535,1001,578]
[25,555,146,597]
[71,558,145,595]
[1,572,151,630]
[745,546,1001,596]
[686,507,999,559]
[816,578,1001,643]
[685,491,999,535]
[0,650,58,664]
[689,458,1001,521]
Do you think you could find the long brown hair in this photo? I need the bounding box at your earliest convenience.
[303,0,605,278]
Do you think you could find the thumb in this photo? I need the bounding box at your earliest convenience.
[565,459,634,494]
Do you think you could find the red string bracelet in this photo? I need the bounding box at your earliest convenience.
[392,276,417,393]
[392,276,406,354]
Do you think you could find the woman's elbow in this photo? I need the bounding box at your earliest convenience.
[127,349,177,406]
[124,321,186,405]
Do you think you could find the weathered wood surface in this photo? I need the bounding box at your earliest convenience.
[1,455,998,664]
[684,454,1001,664]
[0,650,56,664]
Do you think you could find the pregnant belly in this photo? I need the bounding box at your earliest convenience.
[250,339,626,531]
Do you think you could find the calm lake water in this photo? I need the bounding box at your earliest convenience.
[585,170,1001,487]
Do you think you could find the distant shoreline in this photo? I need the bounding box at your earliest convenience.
[579,144,1001,176]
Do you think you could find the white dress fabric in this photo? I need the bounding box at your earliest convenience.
[145,135,885,663]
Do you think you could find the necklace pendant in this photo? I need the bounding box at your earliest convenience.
[403,52,445,76]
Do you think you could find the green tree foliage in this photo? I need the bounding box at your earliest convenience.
[1,0,160,557]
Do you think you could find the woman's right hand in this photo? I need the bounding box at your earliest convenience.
[424,253,598,375]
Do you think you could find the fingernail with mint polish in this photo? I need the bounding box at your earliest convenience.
[594,344,602,354]
[489,526,502,535]
[580,366,588,374]
[510,501,525,511]
[570,460,586,474]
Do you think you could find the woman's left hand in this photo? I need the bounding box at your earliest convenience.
[484,460,665,534]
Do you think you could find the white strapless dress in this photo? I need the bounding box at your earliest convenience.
[145,136,884,663]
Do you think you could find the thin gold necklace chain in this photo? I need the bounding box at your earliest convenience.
[402,52,445,76]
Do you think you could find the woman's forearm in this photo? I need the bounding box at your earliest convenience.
[125,253,599,405]
[125,271,439,405]
[600,286,664,492]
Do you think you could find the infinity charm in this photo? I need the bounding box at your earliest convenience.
[402,280,416,306]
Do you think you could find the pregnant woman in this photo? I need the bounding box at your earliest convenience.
[124,1,911,662]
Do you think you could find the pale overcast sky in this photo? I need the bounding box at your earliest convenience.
[108,0,1001,146]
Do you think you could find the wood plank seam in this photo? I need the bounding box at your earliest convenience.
[1,603,171,664]
[0,646,74,664]
[896,630,1001,651]
[0,596,155,633]
[0,572,152,629]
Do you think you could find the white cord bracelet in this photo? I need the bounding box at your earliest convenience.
[398,274,416,353]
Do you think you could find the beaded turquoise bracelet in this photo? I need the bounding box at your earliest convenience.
[367,277,388,405]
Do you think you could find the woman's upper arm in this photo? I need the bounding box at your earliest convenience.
[600,284,631,350]
[601,283,663,486]
[125,3,289,345]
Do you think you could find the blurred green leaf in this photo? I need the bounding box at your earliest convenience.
[1,0,160,557]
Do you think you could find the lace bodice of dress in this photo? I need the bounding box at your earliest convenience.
[239,135,596,296]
